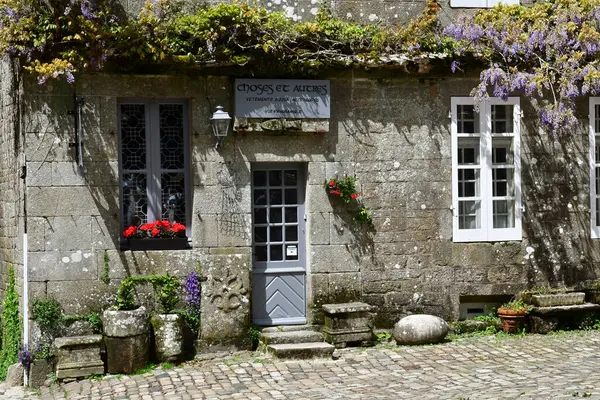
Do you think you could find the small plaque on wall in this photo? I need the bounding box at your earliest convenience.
[235,79,330,119]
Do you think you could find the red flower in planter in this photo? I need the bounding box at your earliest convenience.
[151,228,160,237]
[123,221,187,239]
[123,226,137,238]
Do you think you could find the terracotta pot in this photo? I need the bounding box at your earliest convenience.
[497,309,528,333]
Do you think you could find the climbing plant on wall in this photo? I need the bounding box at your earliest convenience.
[0,265,21,380]
[2,0,600,130]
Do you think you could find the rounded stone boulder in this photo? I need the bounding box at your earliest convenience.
[393,315,449,345]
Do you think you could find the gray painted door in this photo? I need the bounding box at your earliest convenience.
[252,164,306,325]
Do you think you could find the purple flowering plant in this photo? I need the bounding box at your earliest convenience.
[184,268,201,331]
[18,344,32,370]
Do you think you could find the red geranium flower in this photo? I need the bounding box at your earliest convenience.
[139,223,153,231]
[351,193,359,200]
[151,228,160,237]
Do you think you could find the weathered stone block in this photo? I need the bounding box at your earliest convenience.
[309,212,330,245]
[44,216,92,252]
[29,251,98,282]
[103,307,148,337]
[5,363,24,387]
[105,334,149,374]
[54,335,104,379]
[29,359,54,388]
[311,245,360,273]
[322,302,373,348]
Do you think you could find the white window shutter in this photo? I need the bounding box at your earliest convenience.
[450,0,488,7]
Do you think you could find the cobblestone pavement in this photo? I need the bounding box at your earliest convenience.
[3,331,600,399]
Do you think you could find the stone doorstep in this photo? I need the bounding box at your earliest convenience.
[266,342,335,359]
[322,327,371,335]
[261,325,321,333]
[322,302,372,315]
[259,330,324,345]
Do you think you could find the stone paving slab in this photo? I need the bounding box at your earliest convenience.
[3,331,600,399]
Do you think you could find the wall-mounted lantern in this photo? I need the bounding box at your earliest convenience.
[211,105,232,149]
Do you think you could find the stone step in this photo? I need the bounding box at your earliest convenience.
[266,342,335,359]
[261,324,321,333]
[259,330,324,345]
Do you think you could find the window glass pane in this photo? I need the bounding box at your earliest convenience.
[254,208,267,224]
[285,226,298,242]
[284,170,298,186]
[458,169,479,197]
[285,207,298,223]
[492,138,514,164]
[270,245,283,261]
[596,140,600,164]
[596,105,600,133]
[458,200,480,230]
[122,173,148,226]
[159,104,184,169]
[492,168,514,197]
[161,172,186,223]
[269,170,282,186]
[270,226,283,242]
[597,198,600,227]
[270,208,282,223]
[597,167,600,195]
[253,171,267,187]
[493,200,515,228]
[457,105,479,133]
[492,105,514,134]
[457,138,480,165]
[254,227,267,243]
[253,189,267,205]
[255,246,267,262]
[120,104,146,170]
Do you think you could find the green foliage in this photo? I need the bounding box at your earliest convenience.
[374,331,392,343]
[0,266,21,380]
[115,274,180,313]
[248,324,260,349]
[324,175,373,225]
[498,299,533,314]
[33,344,52,361]
[31,297,62,330]
[161,362,174,370]
[62,312,103,334]
[102,251,110,285]
[134,363,157,375]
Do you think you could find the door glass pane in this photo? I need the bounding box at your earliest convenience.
[254,189,267,205]
[270,226,283,242]
[284,170,298,186]
[255,246,267,262]
[285,207,298,223]
[270,208,282,223]
[458,200,480,229]
[254,208,267,224]
[269,189,282,205]
[253,170,267,187]
[457,105,479,134]
[285,189,297,205]
[270,245,283,261]
[491,104,514,134]
[493,200,515,228]
[492,137,514,164]
[269,170,282,186]
[596,105,600,133]
[493,168,514,197]
[254,227,267,243]
[285,226,298,242]
[597,198,600,226]
[458,169,479,197]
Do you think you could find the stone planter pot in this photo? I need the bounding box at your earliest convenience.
[586,290,600,304]
[150,314,184,363]
[531,292,585,307]
[103,306,150,374]
[28,358,54,388]
[497,309,528,334]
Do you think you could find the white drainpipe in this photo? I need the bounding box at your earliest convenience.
[23,233,28,386]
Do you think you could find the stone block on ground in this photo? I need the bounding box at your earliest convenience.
[102,307,149,337]
[322,302,373,348]
[393,314,449,345]
[105,334,149,374]
[28,359,54,388]
[529,316,560,334]
[5,363,23,387]
[54,335,105,379]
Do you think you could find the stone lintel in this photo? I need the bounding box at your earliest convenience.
[322,302,372,315]
[54,335,103,349]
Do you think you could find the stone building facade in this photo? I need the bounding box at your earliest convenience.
[0,0,596,349]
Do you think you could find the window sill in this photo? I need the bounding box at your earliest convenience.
[120,238,191,251]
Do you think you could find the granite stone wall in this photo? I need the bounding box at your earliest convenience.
[19,69,600,345]
[0,56,24,300]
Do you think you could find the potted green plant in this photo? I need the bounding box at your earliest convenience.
[497,299,532,333]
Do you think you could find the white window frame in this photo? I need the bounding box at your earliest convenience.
[117,99,192,241]
[450,0,519,7]
[451,97,522,242]
[590,98,600,238]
